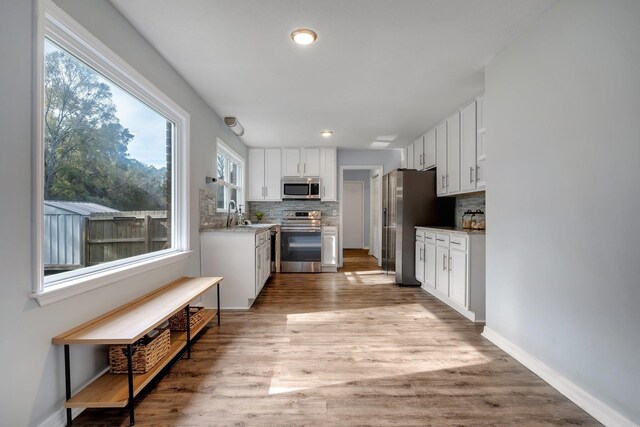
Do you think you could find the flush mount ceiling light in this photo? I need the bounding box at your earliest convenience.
[321,130,333,138]
[290,28,317,45]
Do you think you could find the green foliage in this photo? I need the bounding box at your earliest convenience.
[44,47,168,211]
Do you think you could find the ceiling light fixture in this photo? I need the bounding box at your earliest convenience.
[224,117,244,136]
[291,28,317,45]
[321,130,333,138]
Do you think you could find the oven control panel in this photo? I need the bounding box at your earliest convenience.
[283,210,321,220]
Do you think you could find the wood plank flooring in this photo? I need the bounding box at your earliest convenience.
[75,249,598,426]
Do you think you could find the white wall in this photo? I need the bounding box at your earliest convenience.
[485,0,640,423]
[343,170,371,247]
[337,149,401,174]
[0,0,247,425]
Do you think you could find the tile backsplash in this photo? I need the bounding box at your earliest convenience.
[248,200,340,226]
[455,192,486,228]
[199,188,227,229]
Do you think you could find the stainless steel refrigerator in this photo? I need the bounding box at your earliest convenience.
[382,169,455,285]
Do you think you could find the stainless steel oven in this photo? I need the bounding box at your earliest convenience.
[282,178,321,200]
[280,210,322,272]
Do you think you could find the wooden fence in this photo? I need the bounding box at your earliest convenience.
[86,211,169,266]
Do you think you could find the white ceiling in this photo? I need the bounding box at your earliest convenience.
[110,0,556,149]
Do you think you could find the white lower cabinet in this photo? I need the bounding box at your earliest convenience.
[415,227,485,323]
[201,227,275,309]
[321,226,338,272]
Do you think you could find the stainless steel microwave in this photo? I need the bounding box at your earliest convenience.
[282,178,321,200]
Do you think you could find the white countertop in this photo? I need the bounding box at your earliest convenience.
[200,224,279,233]
[415,226,486,236]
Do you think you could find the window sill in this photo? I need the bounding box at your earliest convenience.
[31,251,192,307]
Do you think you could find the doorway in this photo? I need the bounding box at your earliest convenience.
[343,181,365,248]
[338,165,383,268]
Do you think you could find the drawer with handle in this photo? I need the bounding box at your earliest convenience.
[449,235,467,251]
[435,233,450,247]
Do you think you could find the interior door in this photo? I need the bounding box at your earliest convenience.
[247,149,265,201]
[343,181,364,248]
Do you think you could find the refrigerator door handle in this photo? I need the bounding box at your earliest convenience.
[383,208,387,226]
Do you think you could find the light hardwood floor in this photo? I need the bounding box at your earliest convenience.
[75,249,598,426]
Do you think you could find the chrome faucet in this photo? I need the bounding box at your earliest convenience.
[226,200,237,228]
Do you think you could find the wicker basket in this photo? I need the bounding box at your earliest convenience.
[168,306,207,331]
[109,328,171,374]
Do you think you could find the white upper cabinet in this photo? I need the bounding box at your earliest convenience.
[248,148,281,201]
[413,136,425,170]
[435,122,448,195]
[423,128,436,170]
[460,101,477,192]
[319,147,337,201]
[248,149,266,201]
[407,143,414,169]
[282,148,301,177]
[303,148,320,177]
[446,111,461,193]
[282,148,319,177]
[476,94,486,189]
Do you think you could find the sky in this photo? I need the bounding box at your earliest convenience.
[46,40,169,169]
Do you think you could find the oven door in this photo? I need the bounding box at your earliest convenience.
[280,227,322,272]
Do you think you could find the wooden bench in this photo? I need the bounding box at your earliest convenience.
[52,276,223,426]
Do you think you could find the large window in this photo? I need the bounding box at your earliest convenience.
[35,2,190,304]
[216,140,244,212]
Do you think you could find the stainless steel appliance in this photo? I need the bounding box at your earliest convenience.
[280,210,322,272]
[382,169,455,285]
[282,177,321,200]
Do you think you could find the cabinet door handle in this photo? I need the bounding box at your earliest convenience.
[265,186,268,197]
[304,163,306,174]
[442,254,446,271]
[446,174,449,187]
[476,164,480,181]
[449,256,452,271]
[323,185,326,198]
[470,166,474,183]
[297,163,300,173]
[451,241,460,245]
[436,238,445,242]
[441,175,445,189]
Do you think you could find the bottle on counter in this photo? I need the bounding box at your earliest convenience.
[471,209,485,230]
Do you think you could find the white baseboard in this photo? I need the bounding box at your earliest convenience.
[482,327,636,427]
[38,367,109,427]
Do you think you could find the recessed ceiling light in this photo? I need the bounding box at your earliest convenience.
[321,130,333,138]
[291,28,317,45]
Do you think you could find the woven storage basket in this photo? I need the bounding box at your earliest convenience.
[168,306,207,331]
[109,328,171,374]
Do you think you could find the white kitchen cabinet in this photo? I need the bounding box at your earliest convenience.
[435,122,447,195]
[413,136,425,170]
[319,148,337,201]
[415,227,486,323]
[282,148,320,177]
[201,227,275,309]
[460,101,477,192]
[423,128,436,170]
[282,148,301,177]
[407,143,414,170]
[424,238,436,289]
[321,226,338,272]
[436,245,450,296]
[476,94,487,189]
[415,240,425,283]
[446,112,461,193]
[449,248,467,307]
[248,148,281,201]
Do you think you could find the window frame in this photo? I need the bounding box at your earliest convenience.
[32,0,191,306]
[216,138,245,213]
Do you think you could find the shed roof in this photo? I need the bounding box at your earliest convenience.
[45,201,118,215]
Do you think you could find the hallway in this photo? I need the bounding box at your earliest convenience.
[75,251,597,426]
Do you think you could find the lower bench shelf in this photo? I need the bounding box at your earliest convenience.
[66,309,215,409]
